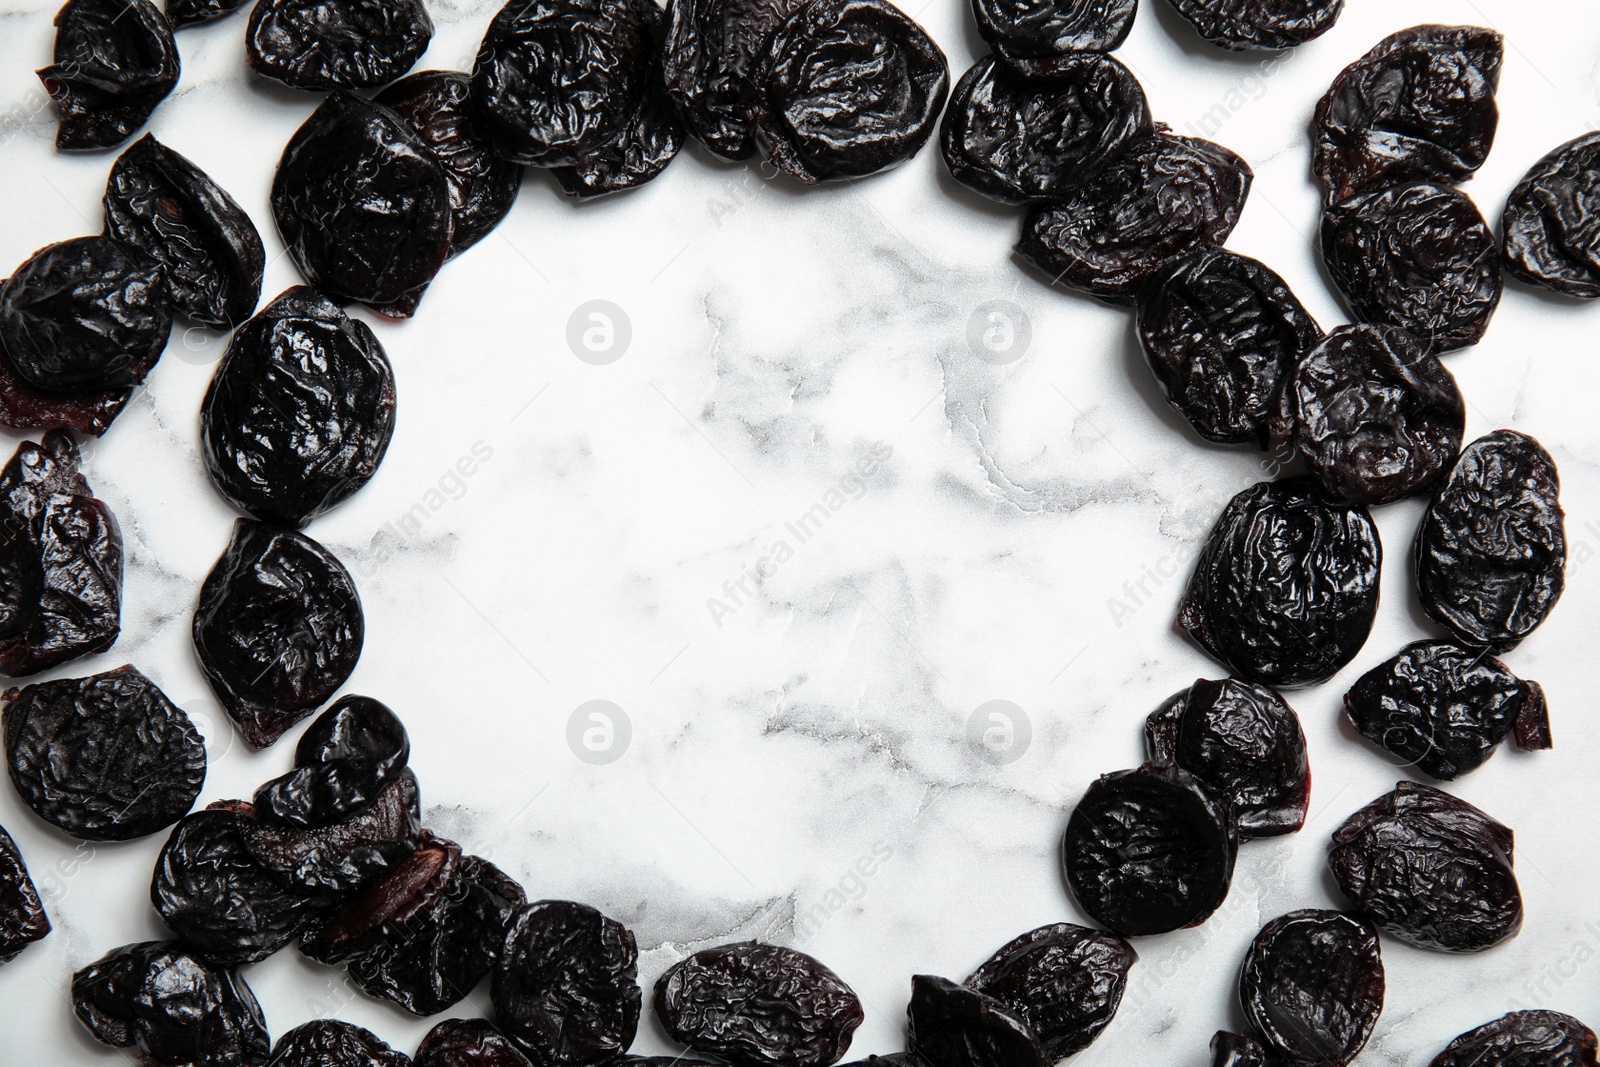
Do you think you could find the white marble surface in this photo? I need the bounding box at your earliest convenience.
[2,0,1600,1062]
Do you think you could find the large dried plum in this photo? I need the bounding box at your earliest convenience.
[1238,909,1383,1066]
[0,823,50,963]
[1164,0,1342,51]
[239,769,421,895]
[266,1020,410,1066]
[255,696,410,829]
[1429,1011,1598,1067]
[246,0,433,90]
[1503,132,1600,298]
[908,973,1049,1067]
[37,0,179,151]
[972,0,1135,58]
[416,1020,535,1067]
[662,0,809,160]
[964,924,1135,1059]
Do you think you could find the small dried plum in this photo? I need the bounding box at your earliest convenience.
[1061,763,1236,937]
[1238,909,1383,1066]
[1429,1011,1598,1067]
[246,0,433,90]
[964,923,1135,1059]
[662,0,809,160]
[908,974,1049,1067]
[255,695,410,829]
[266,1020,409,1066]
[416,1020,535,1067]
[1329,781,1522,952]
[1210,1031,1270,1067]
[1503,132,1600,298]
[1514,687,1553,751]
[37,0,179,151]
[972,0,1135,58]
[0,333,141,436]
[240,769,421,895]
[1164,0,1342,51]
[166,0,249,28]
[0,823,50,962]
[656,942,864,1066]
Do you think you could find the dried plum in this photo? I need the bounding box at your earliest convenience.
[964,924,1135,1059]
[1503,132,1600,298]
[266,1020,409,1066]
[655,942,864,1066]
[416,1020,535,1067]
[908,974,1049,1067]
[662,0,809,160]
[1061,763,1236,937]
[4,665,203,841]
[192,519,364,749]
[1429,1011,1598,1067]
[1415,430,1566,651]
[1329,781,1522,952]
[1164,0,1342,51]
[971,0,1135,58]
[940,54,1152,205]
[239,769,421,895]
[255,696,410,829]
[1312,25,1502,204]
[1210,1031,1270,1067]
[1178,477,1380,688]
[72,941,270,1067]
[1514,688,1553,751]
[37,0,179,151]
[166,0,249,28]
[0,333,141,436]
[1238,909,1383,1066]
[1137,248,1321,447]
[492,900,641,1067]
[1018,133,1252,304]
[246,0,433,90]
[0,823,50,963]
[751,0,949,183]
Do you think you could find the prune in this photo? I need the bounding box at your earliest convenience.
[751,0,950,183]
[1514,687,1553,751]
[1503,133,1600,298]
[1239,910,1383,1066]
[1312,25,1502,204]
[492,900,641,1066]
[4,665,203,840]
[1273,324,1464,506]
[1061,763,1236,937]
[1415,430,1566,651]
[255,696,410,829]
[1018,134,1252,304]
[246,0,433,90]
[416,1020,535,1067]
[656,942,864,1066]
[1329,781,1522,952]
[0,236,170,393]
[1178,478,1380,688]
[272,95,454,311]
[907,974,1049,1067]
[72,941,270,1067]
[971,0,1135,58]
[37,0,179,151]
[1164,0,1342,51]
[241,770,420,897]
[939,54,1152,206]
[0,431,122,677]
[0,823,50,962]
[662,0,809,160]
[266,1020,409,1066]
[1429,1011,1598,1067]
[964,924,1135,1058]
[103,135,265,329]
[193,519,364,748]
[1137,248,1321,448]
[1210,1031,1270,1067]
[0,334,141,436]
[166,0,248,28]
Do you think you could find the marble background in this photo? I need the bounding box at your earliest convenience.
[1,0,1599,1061]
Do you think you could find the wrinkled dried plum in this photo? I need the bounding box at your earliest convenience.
[662,0,809,160]
[656,942,864,1066]
[166,0,248,28]
[192,519,364,748]
[416,1020,535,1067]
[1137,248,1321,447]
[1415,430,1566,651]
[73,941,270,1067]
[0,333,141,436]
[38,0,179,151]
[1018,133,1252,303]
[4,665,203,841]
[255,696,410,829]
[1312,25,1502,204]
[908,974,1049,1067]
[240,769,421,895]
[1165,0,1342,51]
[972,0,1135,58]
[1514,687,1553,751]
[1178,477,1380,687]
[493,900,641,1066]
[266,1020,409,1067]
[1210,1031,1269,1067]
[247,0,432,90]
[752,0,949,183]
[1061,763,1236,936]
[965,924,1135,1059]
[1330,781,1522,952]
[1429,1011,1598,1067]
[0,823,49,963]
[1503,132,1600,298]
[1238,909,1383,1066]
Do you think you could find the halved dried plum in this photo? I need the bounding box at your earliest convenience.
[1503,132,1600,299]
[1210,1031,1269,1067]
[908,974,1050,1067]
[0,334,141,436]
[254,696,409,829]
[0,823,50,963]
[1238,909,1383,1066]
[1164,0,1342,51]
[1429,1011,1598,1067]
[166,0,248,28]
[266,1020,409,1067]
[416,1020,536,1067]
[965,924,1135,1059]
[972,0,1135,58]
[246,0,433,90]
[38,0,179,151]
[239,769,421,895]
[662,0,809,160]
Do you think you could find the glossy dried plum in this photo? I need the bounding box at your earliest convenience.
[192,519,364,748]
[662,0,809,160]
[1164,0,1342,51]
[492,900,641,1067]
[964,924,1135,1058]
[971,0,1135,58]
[240,769,421,895]
[1429,1011,1598,1067]
[908,974,1049,1067]
[1178,477,1380,688]
[266,1020,409,1067]
[940,53,1151,206]
[255,696,410,829]
[166,0,249,28]
[1273,324,1464,506]
[655,942,864,1066]
[0,333,141,436]
[1329,781,1522,952]
[1415,430,1566,651]
[416,1020,535,1067]
[1210,1031,1270,1067]
[1503,132,1600,298]
[300,830,457,959]
[1312,25,1502,204]
[1514,686,1553,751]
[38,0,179,151]
[752,0,949,183]
[1238,909,1383,1066]
[1061,763,1236,937]
[1018,133,1252,304]
[4,665,203,841]
[1137,248,1320,447]
[246,0,432,90]
[0,823,50,963]
[72,941,270,1067]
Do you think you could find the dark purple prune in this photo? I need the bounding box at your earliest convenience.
[1312,25,1502,204]
[1503,133,1600,298]
[964,924,1135,1059]
[1061,763,1236,937]
[192,519,364,749]
[416,1020,535,1067]
[4,665,204,841]
[166,0,248,28]
[908,974,1049,1067]
[0,823,50,962]
[37,0,179,151]
[72,941,270,1067]
[246,0,433,90]
[1210,1031,1269,1067]
[972,0,1135,58]
[1018,133,1252,304]
[1329,781,1522,952]
[255,696,410,829]
[1164,0,1342,51]
[103,135,265,329]
[1238,910,1383,1066]
[492,900,641,1067]
[0,332,140,436]
[0,431,122,677]
[656,942,864,1066]
[239,770,421,895]
[1178,477,1380,688]
[1415,430,1566,651]
[266,1020,410,1067]
[1272,324,1464,506]
[939,54,1151,206]
[1137,248,1321,448]
[751,0,949,183]
[1429,1011,1598,1067]
[1514,686,1553,751]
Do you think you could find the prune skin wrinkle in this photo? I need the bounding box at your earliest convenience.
[1415,430,1566,651]
[167,0,248,28]
[265,1020,410,1067]
[909,974,1051,1067]
[1428,1011,1599,1067]
[254,695,410,829]
[0,823,50,962]
[1503,132,1600,298]
[38,0,179,151]
[1238,910,1384,1066]
[971,0,1136,58]
[415,1020,536,1067]
[1165,0,1343,51]
[1177,477,1381,688]
[1329,781,1523,952]
[1061,763,1237,937]
[964,923,1136,1059]
[246,0,433,90]
[238,770,421,895]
